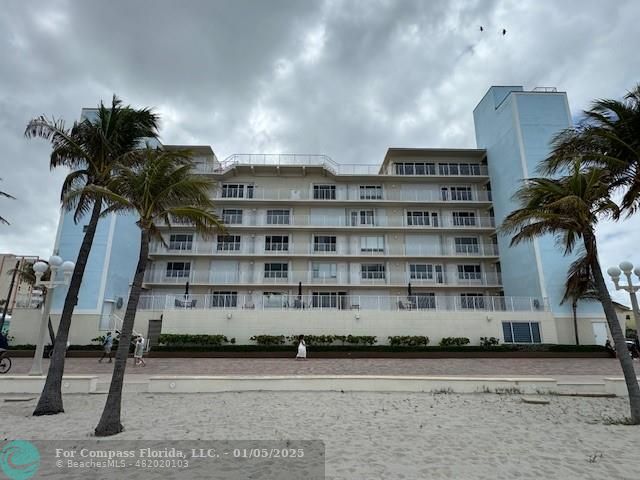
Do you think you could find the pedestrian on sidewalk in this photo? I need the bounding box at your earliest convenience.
[296,334,307,360]
[99,332,113,363]
[134,336,146,367]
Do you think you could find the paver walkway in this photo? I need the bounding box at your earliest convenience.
[7,356,631,377]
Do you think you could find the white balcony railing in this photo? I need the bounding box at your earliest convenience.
[143,270,503,286]
[213,187,492,203]
[137,293,545,312]
[148,242,500,257]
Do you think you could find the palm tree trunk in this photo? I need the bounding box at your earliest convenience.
[33,198,102,416]
[95,228,149,436]
[572,301,579,345]
[585,231,640,423]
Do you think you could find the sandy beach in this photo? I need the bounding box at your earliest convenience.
[2,391,637,479]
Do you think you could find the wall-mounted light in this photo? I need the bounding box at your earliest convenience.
[226,313,233,320]
[355,313,360,320]
[486,315,492,322]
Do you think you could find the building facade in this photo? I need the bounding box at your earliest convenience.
[9,86,609,346]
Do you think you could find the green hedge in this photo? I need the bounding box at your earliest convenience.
[439,337,471,347]
[158,334,235,346]
[388,336,430,347]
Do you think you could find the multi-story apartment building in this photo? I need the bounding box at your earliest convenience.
[9,86,610,346]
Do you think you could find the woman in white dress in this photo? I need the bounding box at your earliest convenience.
[296,335,307,360]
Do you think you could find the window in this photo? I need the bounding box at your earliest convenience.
[438,163,482,176]
[455,237,479,254]
[169,234,193,251]
[452,212,476,226]
[410,264,433,280]
[312,263,337,279]
[263,292,288,308]
[221,184,254,198]
[313,184,336,200]
[457,265,482,280]
[210,291,238,308]
[442,186,473,201]
[217,235,241,251]
[460,293,485,309]
[395,162,436,175]
[311,292,346,308]
[361,264,385,280]
[264,263,288,279]
[502,322,542,343]
[360,236,385,253]
[351,210,375,226]
[222,209,243,224]
[407,211,438,226]
[412,292,436,309]
[314,235,337,252]
[165,262,190,278]
[265,235,289,251]
[360,185,383,200]
[266,209,290,225]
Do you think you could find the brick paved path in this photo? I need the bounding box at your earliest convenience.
[7,356,630,376]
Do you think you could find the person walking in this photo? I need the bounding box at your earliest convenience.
[296,334,307,360]
[99,332,114,363]
[134,336,146,367]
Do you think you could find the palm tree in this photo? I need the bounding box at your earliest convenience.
[0,178,15,225]
[76,148,223,436]
[560,255,600,345]
[25,96,160,416]
[500,161,640,423]
[542,84,640,212]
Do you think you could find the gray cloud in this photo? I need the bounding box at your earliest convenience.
[0,0,639,302]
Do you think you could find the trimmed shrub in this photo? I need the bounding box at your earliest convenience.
[439,337,470,347]
[158,334,230,346]
[388,336,430,347]
[250,335,286,345]
[480,336,500,347]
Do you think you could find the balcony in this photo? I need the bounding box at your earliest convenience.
[137,293,543,312]
[212,187,492,203]
[148,242,500,257]
[158,215,496,229]
[143,269,502,287]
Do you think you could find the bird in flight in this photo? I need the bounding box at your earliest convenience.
[480,26,484,32]
[502,29,507,35]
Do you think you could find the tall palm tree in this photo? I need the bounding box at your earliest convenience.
[542,84,640,212]
[0,178,15,225]
[560,255,600,345]
[500,161,640,423]
[25,96,160,416]
[72,148,223,436]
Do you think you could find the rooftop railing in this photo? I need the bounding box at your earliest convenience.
[137,293,546,312]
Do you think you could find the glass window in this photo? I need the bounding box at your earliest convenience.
[452,211,476,226]
[460,293,485,309]
[210,291,238,307]
[457,265,482,280]
[217,235,241,251]
[264,263,288,278]
[360,236,385,253]
[455,237,479,254]
[407,211,435,226]
[266,209,290,225]
[313,236,337,252]
[221,184,254,198]
[361,264,385,279]
[312,263,337,279]
[395,162,436,175]
[169,234,193,250]
[409,264,433,280]
[412,292,436,309]
[165,262,191,278]
[313,185,336,200]
[311,292,345,308]
[359,185,383,200]
[263,292,288,308]
[222,209,243,224]
[450,186,473,201]
[265,235,289,251]
[502,322,542,343]
[351,210,375,226]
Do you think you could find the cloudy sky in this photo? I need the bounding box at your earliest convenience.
[0,0,638,302]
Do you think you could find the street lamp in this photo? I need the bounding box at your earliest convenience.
[607,261,640,340]
[28,255,75,376]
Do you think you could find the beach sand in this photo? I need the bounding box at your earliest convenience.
[2,391,637,479]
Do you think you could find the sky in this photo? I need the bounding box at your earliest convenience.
[0,0,638,303]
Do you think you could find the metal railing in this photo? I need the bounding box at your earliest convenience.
[212,187,492,202]
[148,242,500,257]
[137,293,545,312]
[143,270,503,286]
